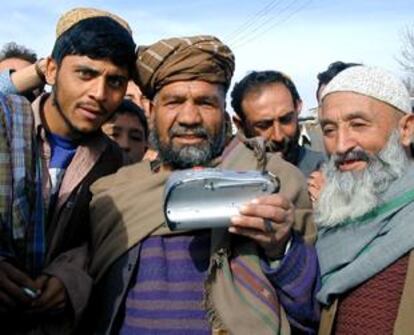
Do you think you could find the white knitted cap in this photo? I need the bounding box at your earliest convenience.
[321,66,412,114]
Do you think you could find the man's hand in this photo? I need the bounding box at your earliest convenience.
[29,275,67,313]
[229,194,294,259]
[307,170,325,204]
[0,261,37,313]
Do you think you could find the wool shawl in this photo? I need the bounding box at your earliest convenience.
[90,139,314,334]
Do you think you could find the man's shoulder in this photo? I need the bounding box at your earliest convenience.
[302,146,325,160]
[0,92,33,114]
[297,146,326,177]
[90,160,158,196]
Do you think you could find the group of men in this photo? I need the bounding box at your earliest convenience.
[0,6,413,335]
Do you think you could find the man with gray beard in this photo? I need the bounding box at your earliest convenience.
[315,65,414,335]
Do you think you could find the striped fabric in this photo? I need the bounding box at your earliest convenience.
[136,35,235,99]
[0,93,45,275]
[262,234,321,333]
[120,231,211,335]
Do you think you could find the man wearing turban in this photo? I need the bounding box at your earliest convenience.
[87,35,320,334]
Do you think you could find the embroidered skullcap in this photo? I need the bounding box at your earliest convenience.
[56,7,132,38]
[136,35,235,99]
[321,65,411,114]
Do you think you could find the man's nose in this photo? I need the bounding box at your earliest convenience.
[336,128,356,155]
[89,78,107,102]
[270,122,284,143]
[177,102,202,126]
[118,132,130,151]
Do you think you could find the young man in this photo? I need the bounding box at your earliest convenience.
[314,66,414,334]
[231,70,325,178]
[87,35,320,335]
[102,99,148,164]
[0,7,136,334]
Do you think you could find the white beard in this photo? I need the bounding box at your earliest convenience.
[315,131,409,228]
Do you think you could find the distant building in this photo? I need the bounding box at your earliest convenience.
[299,107,325,153]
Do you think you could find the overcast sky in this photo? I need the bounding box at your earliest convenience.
[1,0,413,114]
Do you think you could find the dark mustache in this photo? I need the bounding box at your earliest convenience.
[76,102,108,115]
[265,138,289,153]
[169,125,208,138]
[335,149,371,166]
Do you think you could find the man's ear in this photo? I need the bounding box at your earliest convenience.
[399,113,414,147]
[296,99,303,115]
[232,115,243,132]
[45,57,58,86]
[148,100,156,131]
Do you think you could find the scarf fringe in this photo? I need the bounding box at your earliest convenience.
[204,249,228,333]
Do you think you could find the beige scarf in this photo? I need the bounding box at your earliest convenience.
[89,140,315,334]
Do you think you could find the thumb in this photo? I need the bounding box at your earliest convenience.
[34,275,49,291]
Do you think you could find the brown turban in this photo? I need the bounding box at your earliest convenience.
[136,35,235,99]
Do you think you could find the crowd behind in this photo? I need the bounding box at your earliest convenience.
[0,6,414,335]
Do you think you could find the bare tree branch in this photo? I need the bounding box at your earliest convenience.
[398,25,414,73]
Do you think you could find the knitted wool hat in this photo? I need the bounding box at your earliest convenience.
[321,65,411,114]
[56,7,132,38]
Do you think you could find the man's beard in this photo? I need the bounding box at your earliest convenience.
[315,130,409,228]
[149,121,226,169]
[264,128,301,164]
[51,84,82,137]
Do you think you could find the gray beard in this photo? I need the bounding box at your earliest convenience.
[149,122,226,169]
[315,130,409,228]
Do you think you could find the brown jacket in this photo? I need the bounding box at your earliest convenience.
[1,94,123,334]
[86,139,316,334]
[90,139,316,281]
[318,250,414,335]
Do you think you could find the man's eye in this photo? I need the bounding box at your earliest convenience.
[255,122,272,130]
[164,100,180,107]
[279,113,295,125]
[322,127,335,136]
[350,121,367,128]
[77,69,94,79]
[108,78,125,89]
[130,134,143,141]
[198,99,216,108]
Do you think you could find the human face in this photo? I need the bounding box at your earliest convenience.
[44,55,129,138]
[315,130,409,227]
[102,113,147,164]
[240,83,301,155]
[0,57,32,71]
[319,92,402,172]
[150,80,226,168]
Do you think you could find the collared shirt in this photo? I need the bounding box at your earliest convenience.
[31,93,113,228]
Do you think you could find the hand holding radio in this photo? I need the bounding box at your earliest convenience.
[229,193,294,259]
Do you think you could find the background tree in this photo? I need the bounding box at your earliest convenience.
[398,25,414,97]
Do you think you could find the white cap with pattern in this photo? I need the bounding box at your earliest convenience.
[321,65,411,114]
